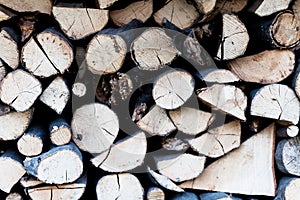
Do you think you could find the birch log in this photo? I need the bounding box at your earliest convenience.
[275,177,300,200]
[49,118,72,146]
[0,28,19,69]
[0,0,52,14]
[248,0,292,17]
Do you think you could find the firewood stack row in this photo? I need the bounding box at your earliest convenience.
[0,0,299,199]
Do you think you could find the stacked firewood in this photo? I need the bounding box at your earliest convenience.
[0,0,299,199]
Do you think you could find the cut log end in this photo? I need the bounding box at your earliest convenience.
[146,187,165,200]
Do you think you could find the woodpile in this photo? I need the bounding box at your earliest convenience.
[0,0,299,199]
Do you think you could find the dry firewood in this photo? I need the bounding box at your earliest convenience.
[275,177,300,200]
[228,50,295,84]
[24,143,83,184]
[0,150,26,193]
[91,131,147,172]
[248,0,292,17]
[0,0,52,14]
[6,193,22,200]
[154,153,206,182]
[197,84,247,121]
[216,13,249,60]
[17,126,46,157]
[188,120,241,158]
[0,8,12,22]
[21,29,73,78]
[292,61,300,98]
[162,138,189,151]
[97,0,119,9]
[275,137,300,176]
[194,0,216,14]
[0,63,6,82]
[49,118,71,146]
[0,70,42,112]
[96,173,144,200]
[293,0,300,22]
[153,0,199,30]
[0,109,33,141]
[250,84,300,125]
[169,107,214,135]
[277,125,299,138]
[72,82,87,98]
[181,123,276,196]
[39,76,70,114]
[71,103,119,154]
[110,0,153,27]
[199,68,240,83]
[200,192,242,200]
[86,34,127,75]
[18,15,36,43]
[0,28,19,70]
[147,187,165,200]
[131,28,179,70]
[53,7,109,40]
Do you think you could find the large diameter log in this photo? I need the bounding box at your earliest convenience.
[53,7,108,40]
[228,50,295,84]
[71,103,119,154]
[0,70,42,112]
[275,177,300,200]
[147,187,165,200]
[96,173,144,200]
[0,0,52,14]
[49,118,72,146]
[181,123,277,196]
[0,28,19,69]
[248,0,292,17]
[24,143,83,184]
[250,84,300,125]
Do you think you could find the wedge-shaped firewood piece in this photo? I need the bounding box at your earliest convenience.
[0,0,52,14]
[250,84,300,125]
[180,123,276,196]
[228,50,295,84]
[199,68,240,83]
[248,0,292,17]
[91,131,146,172]
[197,84,247,120]
[24,143,83,184]
[275,177,300,200]
[292,63,300,99]
[154,153,206,182]
[97,0,118,9]
[96,173,144,200]
[49,118,72,146]
[189,120,241,158]
[0,28,19,69]
[147,187,165,200]
[169,107,214,135]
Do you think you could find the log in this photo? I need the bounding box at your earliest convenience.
[18,15,36,43]
[0,28,19,70]
[96,173,144,200]
[39,76,70,114]
[248,0,292,17]
[0,70,42,112]
[0,109,33,141]
[17,126,46,157]
[228,50,295,84]
[147,187,165,200]
[197,84,247,120]
[49,118,72,146]
[131,28,179,70]
[293,0,300,23]
[6,193,22,200]
[0,63,6,82]
[153,0,199,30]
[23,143,83,184]
[0,150,26,193]
[275,177,300,200]
[72,82,87,98]
[277,125,299,138]
[0,0,52,14]
[292,61,300,98]
[200,192,242,200]
[188,120,241,158]
[71,103,119,154]
[194,0,216,14]
[91,131,147,172]
[52,7,109,40]
[180,124,277,196]
[154,153,206,182]
[250,84,300,125]
[97,0,119,9]
[110,0,153,27]
[0,9,12,22]
[162,138,189,151]
[275,137,300,176]
[21,29,73,78]
[199,68,240,83]
[169,107,214,135]
[86,34,127,75]
[216,13,249,60]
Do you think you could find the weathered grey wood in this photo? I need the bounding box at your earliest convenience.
[275,177,300,200]
[162,138,189,151]
[199,68,239,83]
[0,0,52,14]
[49,118,72,146]
[248,0,292,17]
[0,28,19,70]
[277,125,299,138]
[147,187,165,200]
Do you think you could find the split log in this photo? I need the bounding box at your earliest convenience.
[275,177,300,200]
[0,9,12,22]
[194,0,216,14]
[91,131,147,172]
[228,50,295,84]
[147,187,165,200]
[96,173,144,200]
[39,76,70,114]
[153,0,199,30]
[0,0,52,14]
[0,28,19,70]
[97,0,119,9]
[180,124,276,196]
[0,151,26,193]
[162,138,189,151]
[277,125,299,138]
[197,84,247,120]
[17,126,46,157]
[72,82,87,98]
[49,118,71,146]
[248,0,292,17]
[110,0,153,27]
[0,70,42,112]
[136,105,176,136]
[131,28,179,70]
[250,84,300,125]
[188,120,241,158]
[23,143,83,184]
[86,34,127,75]
[153,69,195,110]
[21,29,73,78]
[154,153,206,182]
[6,193,22,200]
[71,103,119,154]
[275,137,300,176]
[216,13,249,60]
[53,7,109,40]
[0,109,33,141]
[169,107,214,135]
[199,68,240,83]
[200,192,242,200]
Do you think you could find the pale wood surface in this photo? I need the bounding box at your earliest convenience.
[0,0,52,14]
[194,0,216,14]
[6,193,22,200]
[72,82,86,97]
[162,138,189,151]
[147,187,165,200]
[199,68,240,83]
[277,125,299,138]
[49,118,72,146]
[248,0,292,17]
[0,28,19,69]
[275,177,300,200]
[97,0,119,9]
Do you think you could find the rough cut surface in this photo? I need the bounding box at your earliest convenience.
[0,29,19,69]
[248,0,292,16]
[0,0,52,14]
